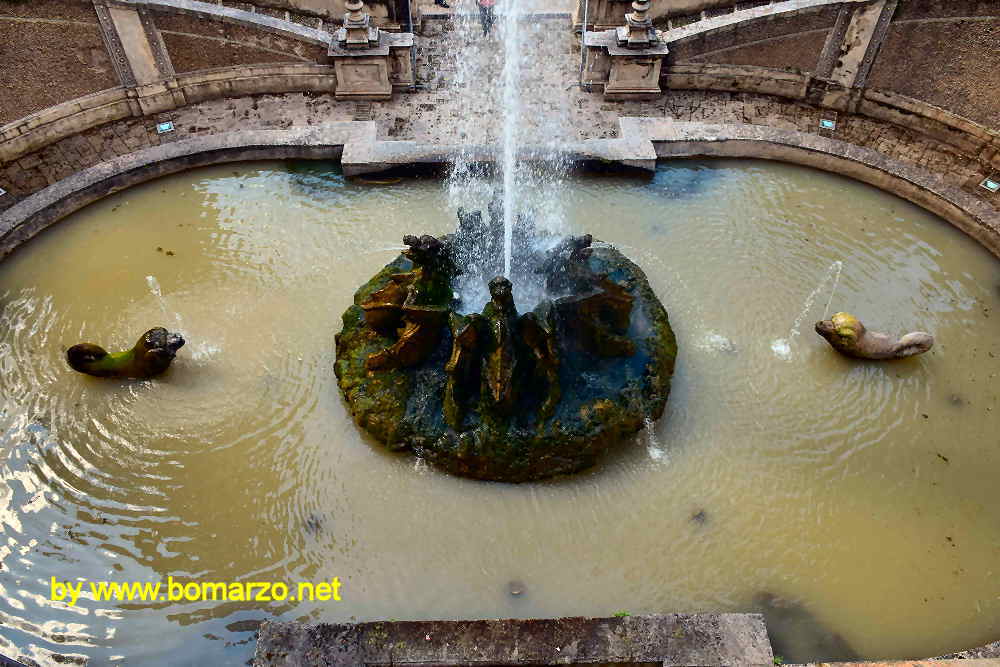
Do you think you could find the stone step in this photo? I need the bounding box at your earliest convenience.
[253,613,774,666]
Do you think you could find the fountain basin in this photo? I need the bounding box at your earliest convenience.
[2,160,1000,664]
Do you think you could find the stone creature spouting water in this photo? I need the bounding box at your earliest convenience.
[67,327,185,378]
[815,312,934,360]
[335,206,677,482]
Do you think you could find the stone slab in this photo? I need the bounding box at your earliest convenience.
[107,5,163,85]
[252,613,774,666]
[583,29,671,56]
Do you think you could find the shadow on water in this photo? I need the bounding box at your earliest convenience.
[284,159,347,196]
[651,162,724,199]
[751,592,860,663]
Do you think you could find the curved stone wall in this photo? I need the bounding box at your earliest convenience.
[0,64,338,163]
[0,4,997,258]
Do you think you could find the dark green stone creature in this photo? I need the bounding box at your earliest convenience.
[67,328,185,379]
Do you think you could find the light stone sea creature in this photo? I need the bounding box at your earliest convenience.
[815,312,933,360]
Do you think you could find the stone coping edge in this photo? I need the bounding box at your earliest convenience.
[1,119,997,261]
[617,117,1000,258]
[0,64,340,163]
[0,123,373,259]
[252,613,774,666]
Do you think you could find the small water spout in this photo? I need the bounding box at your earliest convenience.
[145,275,184,332]
[771,260,843,360]
[644,417,666,462]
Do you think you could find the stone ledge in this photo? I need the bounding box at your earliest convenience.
[252,613,774,666]
[0,124,370,259]
[0,64,338,163]
[619,117,1000,257]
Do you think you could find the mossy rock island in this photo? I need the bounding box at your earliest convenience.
[334,208,677,482]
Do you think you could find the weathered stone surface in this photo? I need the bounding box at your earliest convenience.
[253,614,774,666]
[936,638,1000,660]
[0,125,368,259]
[334,230,677,482]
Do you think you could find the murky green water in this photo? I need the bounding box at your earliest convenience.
[0,160,998,665]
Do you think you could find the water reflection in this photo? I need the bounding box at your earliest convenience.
[0,160,997,664]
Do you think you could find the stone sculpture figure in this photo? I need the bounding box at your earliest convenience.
[519,302,561,420]
[815,312,934,360]
[67,328,185,379]
[363,235,454,371]
[481,276,519,416]
[444,312,484,430]
[334,213,678,482]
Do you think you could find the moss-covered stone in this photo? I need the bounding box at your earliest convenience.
[335,240,677,482]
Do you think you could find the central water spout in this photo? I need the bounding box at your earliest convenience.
[500,0,525,278]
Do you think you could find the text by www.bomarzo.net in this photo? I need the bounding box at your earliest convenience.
[50,576,343,607]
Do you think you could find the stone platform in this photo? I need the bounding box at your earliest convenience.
[252,615,1000,666]
[253,614,774,666]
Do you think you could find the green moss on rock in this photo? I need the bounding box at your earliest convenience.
[334,243,677,482]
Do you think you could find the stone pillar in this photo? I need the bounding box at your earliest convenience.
[620,0,657,48]
[344,0,379,49]
[583,0,670,100]
[330,0,415,100]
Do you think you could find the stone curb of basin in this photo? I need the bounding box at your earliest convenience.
[252,613,776,666]
[613,117,1000,259]
[0,123,368,259]
[2,118,998,260]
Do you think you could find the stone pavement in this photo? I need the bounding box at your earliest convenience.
[253,613,775,666]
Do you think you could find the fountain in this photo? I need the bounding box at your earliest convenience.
[2,0,1000,663]
[329,0,681,482]
[334,200,677,482]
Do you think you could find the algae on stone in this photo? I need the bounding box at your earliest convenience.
[335,226,677,482]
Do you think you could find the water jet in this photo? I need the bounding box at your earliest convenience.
[334,198,677,482]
